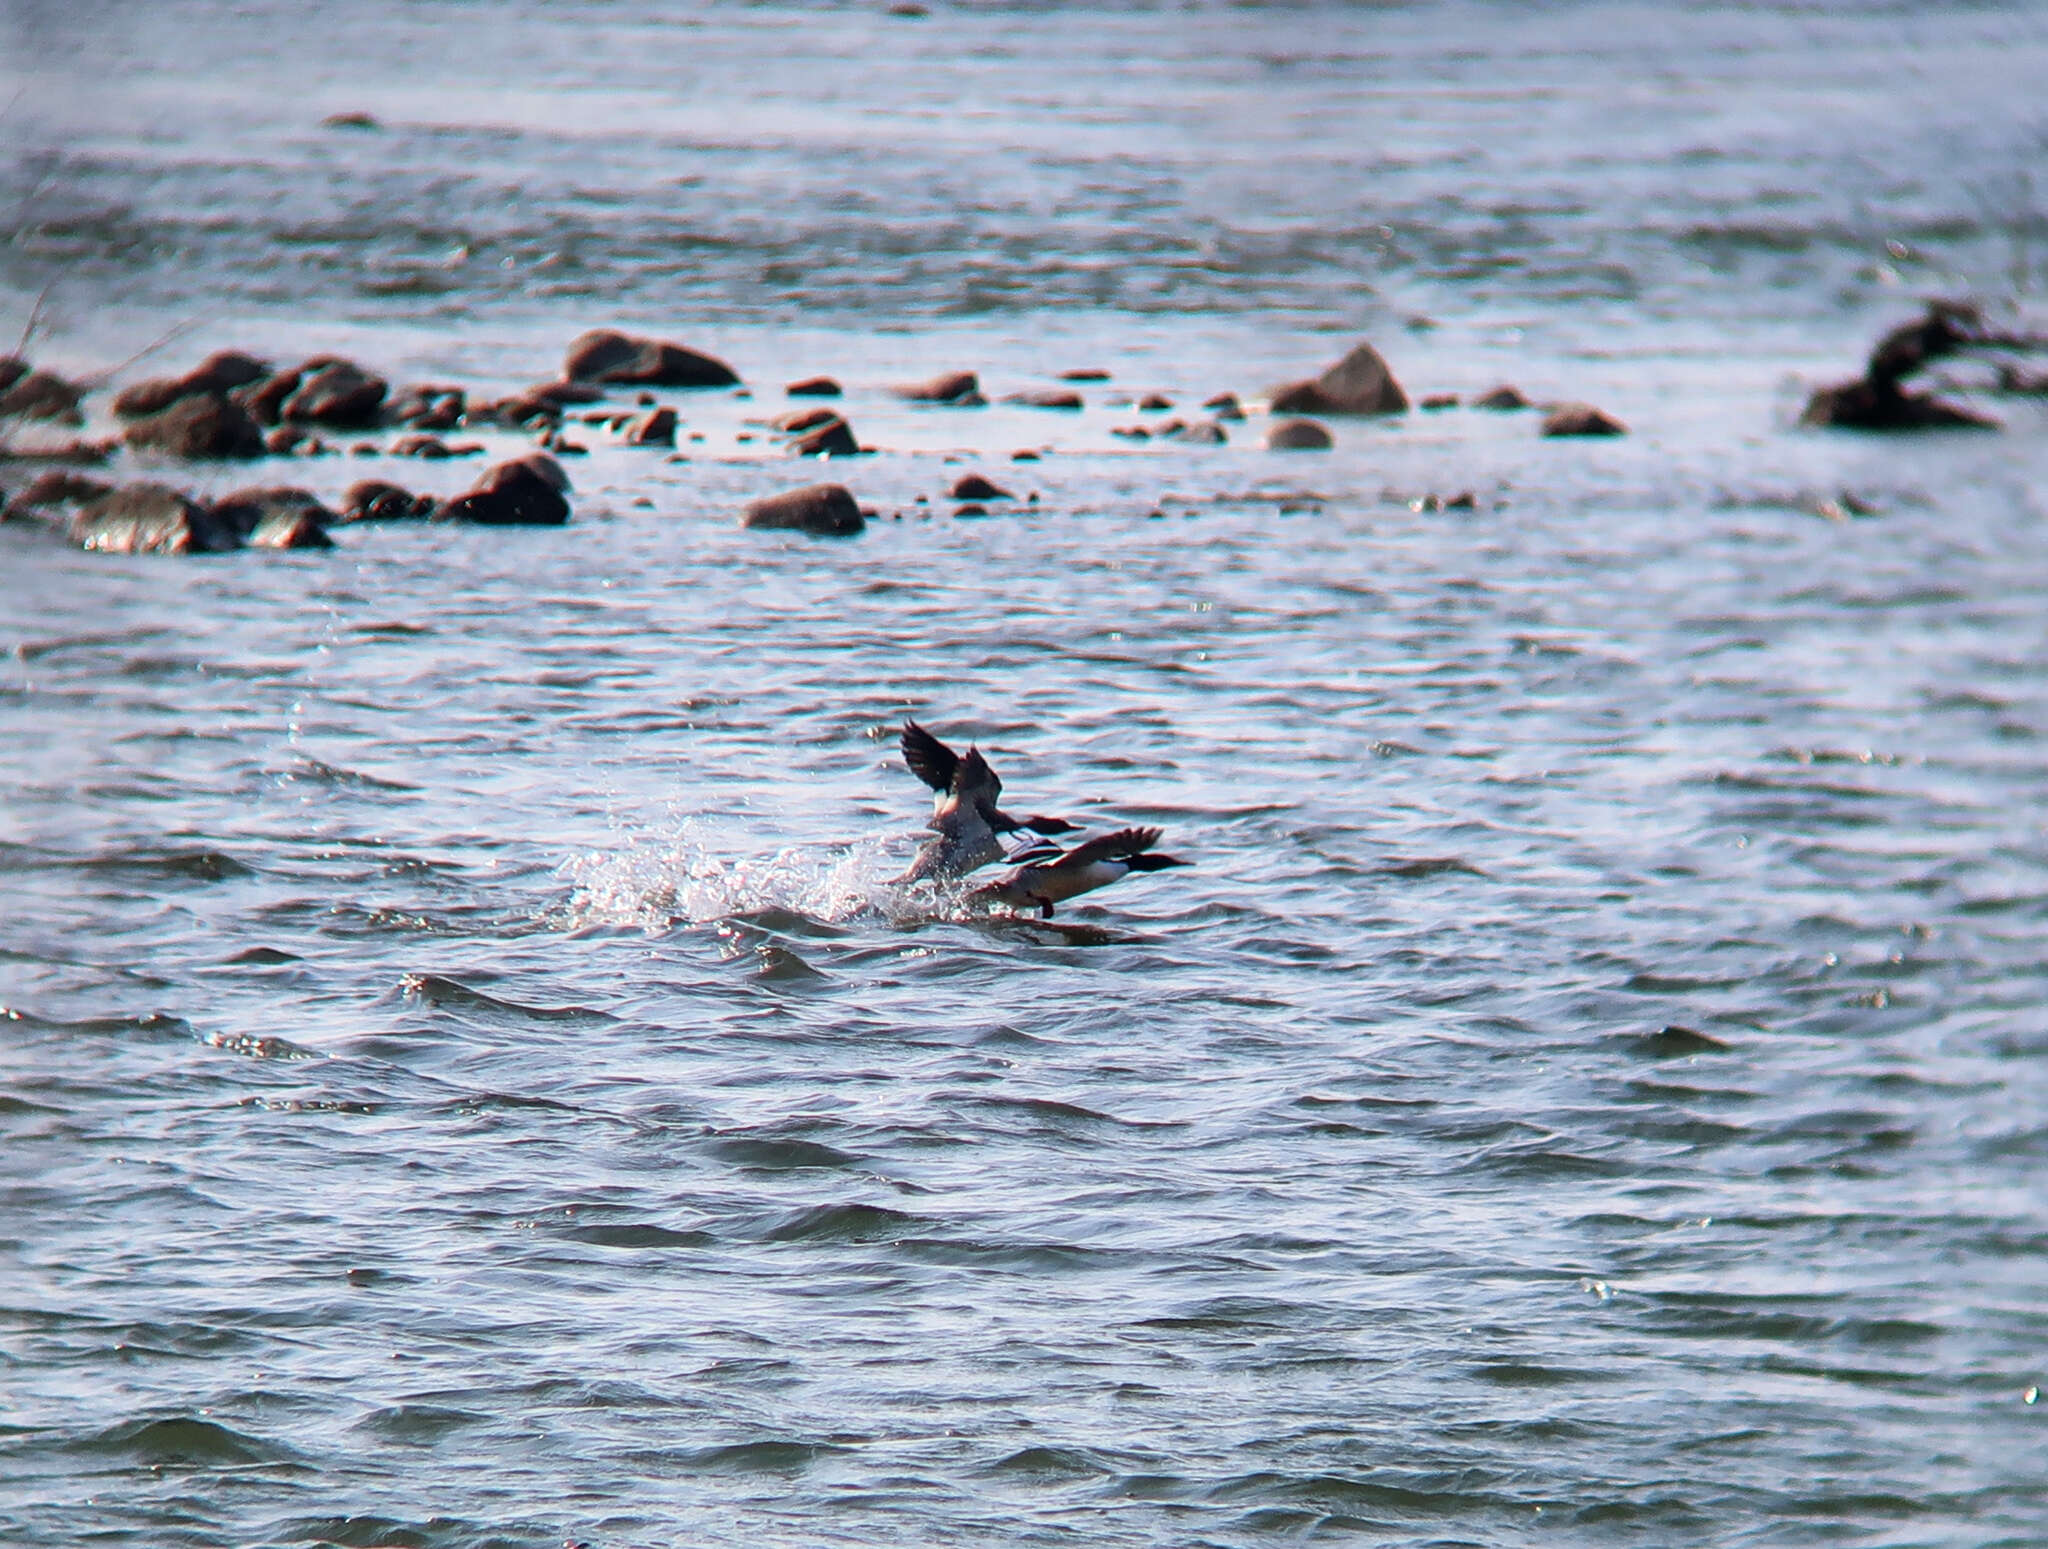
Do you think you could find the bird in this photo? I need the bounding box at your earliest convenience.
[966,826,1188,918]
[896,719,1076,883]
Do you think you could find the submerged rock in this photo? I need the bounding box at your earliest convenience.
[1540,403,1628,437]
[1268,341,1408,416]
[563,329,739,388]
[773,405,842,433]
[1473,384,1531,410]
[70,484,241,554]
[282,359,388,427]
[1060,368,1111,382]
[788,415,860,457]
[1266,418,1333,451]
[949,473,1012,500]
[210,485,338,549]
[618,406,678,446]
[437,454,572,526]
[1203,392,1245,420]
[0,367,86,423]
[785,376,842,397]
[1003,389,1084,410]
[742,482,864,536]
[113,351,270,419]
[1163,418,1228,444]
[123,394,266,459]
[343,479,436,522]
[385,383,466,430]
[892,370,980,404]
[11,469,114,511]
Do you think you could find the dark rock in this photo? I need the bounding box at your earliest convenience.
[322,111,379,130]
[70,483,241,554]
[235,369,303,425]
[210,486,338,549]
[436,454,572,526]
[1060,368,1111,382]
[0,438,116,465]
[1166,419,1228,444]
[562,329,739,388]
[949,473,1012,500]
[385,384,466,430]
[1473,384,1530,410]
[788,415,859,457]
[953,503,988,518]
[1137,393,1173,411]
[1267,340,1408,416]
[0,368,85,423]
[742,482,864,536]
[124,394,265,459]
[476,391,562,430]
[113,351,271,419]
[1110,425,1150,440]
[1011,449,1041,461]
[785,376,842,397]
[773,406,841,433]
[619,406,678,446]
[529,379,606,407]
[892,370,980,404]
[1266,418,1333,451]
[1419,393,1459,410]
[1798,378,1996,431]
[391,434,454,458]
[282,360,388,427]
[0,357,26,394]
[343,480,436,522]
[264,425,312,456]
[13,470,114,510]
[1540,403,1628,437]
[1003,390,1084,410]
[1996,364,2048,396]
[887,3,929,16]
[1202,392,1244,419]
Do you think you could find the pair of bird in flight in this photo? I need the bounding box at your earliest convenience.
[894,720,1186,917]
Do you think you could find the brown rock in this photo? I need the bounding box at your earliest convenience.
[1165,419,1228,444]
[1004,390,1084,410]
[1137,393,1173,411]
[789,416,859,457]
[391,434,455,458]
[528,380,606,407]
[1202,392,1244,419]
[13,470,114,510]
[619,407,678,446]
[1419,393,1459,410]
[0,356,26,394]
[124,395,265,460]
[210,486,339,548]
[892,370,980,403]
[741,482,864,536]
[343,480,435,522]
[386,384,466,430]
[563,329,739,388]
[1060,368,1111,382]
[949,473,1012,500]
[236,369,303,426]
[113,351,271,419]
[70,483,241,555]
[1473,384,1530,410]
[437,455,572,526]
[0,368,85,423]
[1267,341,1408,415]
[477,392,562,430]
[786,376,842,397]
[1266,418,1333,451]
[774,406,842,433]
[282,360,388,427]
[1110,425,1151,441]
[1540,403,1628,437]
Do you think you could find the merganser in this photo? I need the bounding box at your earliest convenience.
[967,826,1188,918]
[896,720,1076,883]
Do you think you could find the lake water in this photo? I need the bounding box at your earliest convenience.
[3,3,2046,1546]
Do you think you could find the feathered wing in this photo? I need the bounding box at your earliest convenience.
[900,720,959,793]
[1048,826,1161,870]
[954,746,1003,803]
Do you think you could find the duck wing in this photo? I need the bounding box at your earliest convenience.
[954,746,1003,803]
[901,720,959,793]
[1047,826,1162,871]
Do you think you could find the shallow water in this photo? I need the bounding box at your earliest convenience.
[3,3,2048,1546]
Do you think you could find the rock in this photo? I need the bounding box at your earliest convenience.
[953,503,988,518]
[888,3,929,16]
[436,454,572,526]
[1110,425,1150,440]
[265,425,312,455]
[562,329,739,388]
[1798,379,1997,431]
[949,473,1012,500]
[475,391,562,430]
[1137,393,1173,411]
[0,368,85,423]
[1997,364,2048,395]
[1202,392,1244,419]
[529,379,607,407]
[12,470,114,511]
[385,384,466,430]
[391,434,455,458]
[322,111,379,130]
[282,359,388,427]
[70,483,241,554]
[1003,390,1084,410]
[1540,403,1628,437]
[124,394,266,459]
[618,406,678,446]
[112,351,271,419]
[1011,449,1041,461]
[788,415,859,457]
[1419,393,1459,410]
[1266,418,1333,451]
[773,406,842,433]
[0,357,26,394]
[1267,340,1408,415]
[235,369,303,425]
[210,485,338,548]
[1166,419,1228,444]
[343,480,436,522]
[785,376,842,397]
[892,370,980,403]
[1473,384,1530,410]
[741,482,864,536]
[1060,368,1111,382]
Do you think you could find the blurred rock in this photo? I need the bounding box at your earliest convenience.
[113,351,270,419]
[949,473,1012,500]
[1266,418,1333,450]
[1540,403,1628,437]
[124,395,266,459]
[1268,341,1408,415]
[1004,390,1084,409]
[282,359,388,427]
[386,384,466,430]
[0,367,85,423]
[1473,384,1530,410]
[892,370,980,404]
[343,479,436,522]
[436,454,571,525]
[785,376,842,397]
[618,406,678,446]
[788,415,859,457]
[210,485,338,548]
[70,483,241,554]
[774,406,841,433]
[742,482,864,536]
[563,329,739,388]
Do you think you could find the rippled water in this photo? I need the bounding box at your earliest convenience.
[4,3,2048,1546]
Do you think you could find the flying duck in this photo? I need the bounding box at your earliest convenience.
[966,826,1188,918]
[896,719,1076,883]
